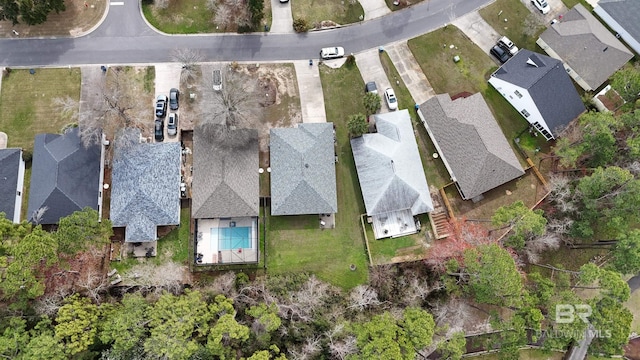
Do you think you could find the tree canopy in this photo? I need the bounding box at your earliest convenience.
[0,0,65,25]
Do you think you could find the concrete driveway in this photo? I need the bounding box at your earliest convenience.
[520,0,568,23]
[355,48,391,113]
[154,63,182,143]
[294,60,327,123]
[384,41,435,105]
[360,0,391,21]
[451,11,501,54]
[270,0,294,33]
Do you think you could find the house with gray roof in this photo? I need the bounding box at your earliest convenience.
[110,129,180,253]
[270,123,337,216]
[351,110,433,240]
[0,148,25,223]
[537,4,633,91]
[595,0,640,55]
[192,125,259,265]
[418,94,525,201]
[488,49,586,140]
[27,128,103,225]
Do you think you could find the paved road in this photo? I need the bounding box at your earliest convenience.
[0,0,491,67]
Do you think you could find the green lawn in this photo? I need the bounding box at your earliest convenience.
[142,0,217,34]
[479,0,546,52]
[266,63,369,290]
[408,26,495,95]
[366,214,431,265]
[379,51,417,122]
[472,348,565,360]
[291,0,363,27]
[0,68,81,152]
[384,0,422,11]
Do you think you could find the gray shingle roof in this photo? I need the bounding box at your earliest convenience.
[351,110,433,216]
[491,49,586,134]
[596,0,640,51]
[539,4,633,90]
[419,94,525,200]
[0,149,22,222]
[270,123,337,215]
[192,126,259,219]
[27,128,101,224]
[110,129,181,242]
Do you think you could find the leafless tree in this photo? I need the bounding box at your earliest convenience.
[207,271,238,298]
[78,67,147,148]
[277,275,330,322]
[547,217,573,238]
[125,261,184,295]
[523,233,561,263]
[402,277,444,307]
[547,175,577,213]
[52,96,80,122]
[31,206,49,225]
[77,269,109,304]
[34,288,72,316]
[288,336,321,360]
[207,0,252,31]
[171,48,203,83]
[326,324,358,360]
[348,285,382,311]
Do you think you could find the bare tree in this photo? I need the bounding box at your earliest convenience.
[78,67,148,148]
[348,285,382,311]
[288,336,321,360]
[77,269,109,304]
[326,325,357,360]
[31,206,49,225]
[125,261,184,295]
[34,288,71,316]
[207,0,252,31]
[277,275,330,322]
[547,175,576,213]
[52,96,80,122]
[170,48,203,83]
[523,233,561,263]
[207,271,238,298]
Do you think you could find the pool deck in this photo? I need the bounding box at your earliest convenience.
[195,217,258,264]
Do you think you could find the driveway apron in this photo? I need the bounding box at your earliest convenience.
[355,48,392,113]
[451,11,500,54]
[294,60,327,123]
[270,0,294,34]
[385,41,435,105]
[360,0,392,21]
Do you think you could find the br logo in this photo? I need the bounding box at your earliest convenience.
[555,304,592,324]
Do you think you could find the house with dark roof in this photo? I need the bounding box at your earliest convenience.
[192,125,259,265]
[270,123,337,216]
[0,149,25,223]
[110,129,180,256]
[418,94,525,201]
[27,128,103,225]
[536,4,633,91]
[488,49,586,140]
[595,0,640,55]
[351,110,433,240]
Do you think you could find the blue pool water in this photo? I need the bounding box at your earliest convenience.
[215,226,251,250]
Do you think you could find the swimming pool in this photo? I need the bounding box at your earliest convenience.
[214,226,251,250]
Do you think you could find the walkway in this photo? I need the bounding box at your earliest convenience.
[451,11,500,55]
[294,60,326,123]
[355,48,391,113]
[269,0,294,34]
[384,41,435,104]
[361,0,392,21]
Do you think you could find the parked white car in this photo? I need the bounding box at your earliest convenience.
[384,88,398,111]
[532,0,550,14]
[497,36,519,56]
[320,47,345,60]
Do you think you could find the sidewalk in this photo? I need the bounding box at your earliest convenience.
[294,61,327,123]
[269,0,294,33]
[360,0,391,21]
[385,41,435,105]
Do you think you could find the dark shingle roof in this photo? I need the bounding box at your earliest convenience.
[27,128,101,224]
[596,0,640,51]
[110,129,181,242]
[351,110,433,216]
[538,4,633,90]
[0,149,22,222]
[419,94,524,200]
[270,123,337,215]
[192,126,259,219]
[491,49,586,134]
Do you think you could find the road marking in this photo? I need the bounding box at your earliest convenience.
[110,1,124,5]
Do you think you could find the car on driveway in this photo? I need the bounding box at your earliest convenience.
[169,88,179,110]
[155,95,167,118]
[167,113,178,136]
[365,81,378,94]
[320,47,345,60]
[497,36,518,56]
[532,0,550,14]
[490,45,510,64]
[384,88,398,111]
[155,119,164,142]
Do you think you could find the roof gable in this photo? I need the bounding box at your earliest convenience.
[270,123,338,215]
[0,149,22,221]
[351,110,433,216]
[419,94,524,200]
[27,128,102,224]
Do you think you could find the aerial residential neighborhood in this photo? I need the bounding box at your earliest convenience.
[1,0,640,358]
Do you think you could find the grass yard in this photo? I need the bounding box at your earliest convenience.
[384,0,422,11]
[266,63,369,290]
[479,0,547,52]
[408,26,495,95]
[142,0,217,34]
[366,214,431,265]
[0,68,81,151]
[472,348,565,360]
[379,51,416,122]
[291,0,363,27]
[0,0,106,37]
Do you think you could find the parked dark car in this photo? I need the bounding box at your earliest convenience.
[167,113,178,136]
[365,81,378,94]
[155,95,168,118]
[490,45,510,64]
[154,119,164,142]
[169,88,179,110]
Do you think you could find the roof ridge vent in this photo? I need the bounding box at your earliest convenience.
[526,57,539,67]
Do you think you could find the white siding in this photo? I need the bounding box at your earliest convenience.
[13,152,25,224]
[488,77,554,137]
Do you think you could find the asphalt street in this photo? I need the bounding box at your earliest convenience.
[0,0,491,66]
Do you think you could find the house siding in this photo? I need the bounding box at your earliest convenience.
[13,153,25,223]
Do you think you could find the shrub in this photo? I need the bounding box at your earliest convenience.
[293,18,309,33]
